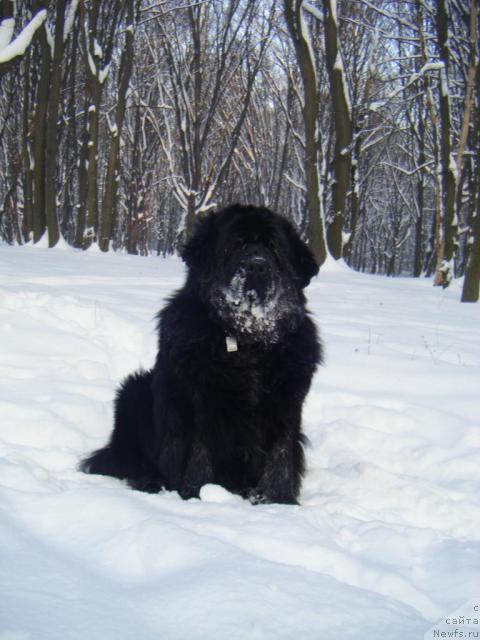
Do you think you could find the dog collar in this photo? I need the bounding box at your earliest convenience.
[225,334,238,352]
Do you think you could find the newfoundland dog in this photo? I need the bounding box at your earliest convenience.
[81,204,322,504]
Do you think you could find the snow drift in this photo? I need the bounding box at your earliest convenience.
[0,245,479,639]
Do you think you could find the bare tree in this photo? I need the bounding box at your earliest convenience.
[99,0,138,252]
[146,0,274,239]
[283,0,327,265]
[0,0,478,302]
[432,0,457,287]
[44,0,67,247]
[0,5,46,74]
[75,0,125,248]
[322,0,352,260]
[460,0,480,302]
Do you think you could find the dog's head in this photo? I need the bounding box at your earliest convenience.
[182,205,318,343]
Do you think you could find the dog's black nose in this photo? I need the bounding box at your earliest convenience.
[241,253,273,301]
[245,255,269,275]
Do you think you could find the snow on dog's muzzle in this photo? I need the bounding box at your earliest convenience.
[240,249,275,302]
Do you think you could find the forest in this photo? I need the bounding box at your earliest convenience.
[0,0,478,301]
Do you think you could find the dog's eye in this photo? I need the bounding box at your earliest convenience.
[224,238,243,255]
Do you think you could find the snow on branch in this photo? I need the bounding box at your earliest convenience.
[0,18,15,51]
[381,160,432,177]
[64,0,80,42]
[370,61,444,111]
[0,10,47,65]
[358,0,418,32]
[303,1,323,22]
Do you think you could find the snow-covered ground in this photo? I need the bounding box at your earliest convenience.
[1,243,479,640]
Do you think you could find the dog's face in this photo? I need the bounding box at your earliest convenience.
[183,205,318,343]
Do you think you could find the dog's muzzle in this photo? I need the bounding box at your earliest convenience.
[239,248,275,302]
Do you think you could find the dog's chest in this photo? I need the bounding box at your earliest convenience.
[215,340,280,406]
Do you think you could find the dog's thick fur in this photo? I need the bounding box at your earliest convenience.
[81,205,322,504]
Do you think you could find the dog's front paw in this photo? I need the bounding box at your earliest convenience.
[129,477,165,494]
[247,489,270,505]
[179,484,201,500]
[247,487,299,505]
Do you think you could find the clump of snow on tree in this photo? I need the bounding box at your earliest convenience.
[0,10,47,64]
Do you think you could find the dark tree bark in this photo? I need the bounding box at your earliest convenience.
[22,48,33,242]
[77,0,124,249]
[99,0,136,252]
[323,0,352,260]
[61,18,80,241]
[433,0,457,287]
[284,0,327,266]
[462,211,480,302]
[185,4,203,234]
[44,0,67,247]
[461,52,480,302]
[413,95,426,278]
[82,1,101,248]
[416,0,442,281]
[31,12,49,243]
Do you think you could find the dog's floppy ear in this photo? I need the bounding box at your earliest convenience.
[282,220,319,288]
[182,212,217,271]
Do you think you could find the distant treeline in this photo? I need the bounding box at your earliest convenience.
[0,1,478,300]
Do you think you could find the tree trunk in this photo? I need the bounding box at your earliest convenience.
[99,0,135,252]
[186,194,196,237]
[343,130,360,264]
[78,0,105,248]
[62,20,79,240]
[461,46,480,302]
[417,0,443,282]
[31,17,49,243]
[44,0,66,248]
[85,79,101,246]
[74,102,89,248]
[184,4,203,239]
[127,214,139,255]
[126,104,142,255]
[462,213,480,302]
[433,0,457,287]
[413,112,425,277]
[22,48,33,241]
[323,0,352,260]
[284,0,327,266]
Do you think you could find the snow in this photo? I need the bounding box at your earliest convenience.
[94,38,103,59]
[109,122,118,137]
[215,270,289,343]
[439,65,449,99]
[329,0,338,24]
[63,0,80,42]
[87,50,96,76]
[0,245,479,639]
[372,62,445,112]
[303,1,323,22]
[44,20,54,58]
[449,152,458,183]
[0,18,15,51]
[26,231,70,250]
[99,63,110,84]
[0,10,47,64]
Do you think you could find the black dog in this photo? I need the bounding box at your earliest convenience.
[81,205,322,504]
